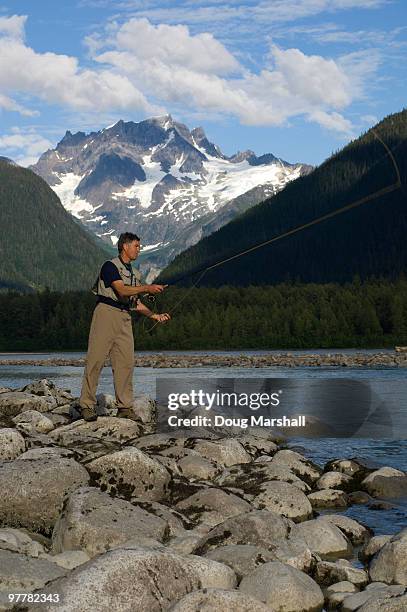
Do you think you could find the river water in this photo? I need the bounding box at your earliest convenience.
[1,349,406,538]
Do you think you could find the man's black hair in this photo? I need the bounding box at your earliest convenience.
[118,232,140,253]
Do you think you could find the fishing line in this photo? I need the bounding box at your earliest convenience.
[145,130,403,333]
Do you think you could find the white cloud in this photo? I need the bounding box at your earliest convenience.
[0,15,158,118]
[0,13,379,137]
[0,127,54,166]
[0,93,39,117]
[92,19,365,133]
[0,15,27,40]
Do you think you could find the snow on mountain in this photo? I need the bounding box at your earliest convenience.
[30,115,311,277]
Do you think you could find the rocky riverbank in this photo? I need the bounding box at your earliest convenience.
[1,350,407,368]
[0,379,407,611]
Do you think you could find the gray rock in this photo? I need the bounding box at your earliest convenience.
[295,518,352,560]
[194,510,294,555]
[359,535,392,562]
[132,499,192,536]
[0,548,66,591]
[205,545,276,580]
[133,433,185,454]
[324,581,359,608]
[239,561,324,611]
[369,528,407,585]
[21,379,73,406]
[0,455,89,535]
[88,446,171,501]
[12,409,54,434]
[316,471,353,490]
[43,550,90,570]
[272,450,322,484]
[361,467,407,498]
[326,459,364,477]
[318,514,371,545]
[132,395,156,424]
[178,454,222,481]
[34,548,236,612]
[192,439,251,467]
[271,538,314,573]
[253,480,313,522]
[176,487,251,527]
[167,534,204,555]
[342,586,406,611]
[168,588,271,611]
[307,489,348,508]
[96,393,116,411]
[215,461,311,495]
[358,593,407,612]
[314,559,368,587]
[0,428,25,460]
[236,434,278,456]
[49,417,142,452]
[0,528,46,557]
[52,487,168,557]
[0,392,53,417]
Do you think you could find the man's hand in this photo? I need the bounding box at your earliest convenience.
[147,284,168,295]
[150,313,171,323]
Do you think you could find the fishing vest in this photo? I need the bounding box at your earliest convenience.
[92,257,142,309]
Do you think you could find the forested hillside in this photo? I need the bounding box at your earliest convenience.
[158,109,407,287]
[0,160,111,292]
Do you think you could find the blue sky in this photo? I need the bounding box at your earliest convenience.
[0,0,405,166]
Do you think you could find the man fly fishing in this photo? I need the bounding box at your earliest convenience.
[79,232,170,422]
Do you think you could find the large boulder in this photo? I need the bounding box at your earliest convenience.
[169,588,271,611]
[239,561,324,611]
[342,585,407,612]
[215,462,311,495]
[318,515,371,546]
[0,392,53,418]
[204,545,276,580]
[0,549,66,592]
[253,481,313,522]
[361,467,407,498]
[12,409,54,434]
[194,510,294,555]
[316,471,353,491]
[21,379,73,406]
[0,454,89,534]
[271,450,322,484]
[34,548,236,612]
[87,446,171,501]
[52,487,168,557]
[295,518,352,560]
[369,529,407,585]
[235,434,278,457]
[175,488,251,527]
[314,559,368,587]
[0,428,25,460]
[177,454,222,481]
[0,528,46,557]
[48,417,142,456]
[192,439,251,467]
[307,489,348,509]
[359,535,392,563]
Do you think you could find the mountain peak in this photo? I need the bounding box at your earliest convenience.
[150,114,174,130]
[191,127,206,141]
[228,150,256,163]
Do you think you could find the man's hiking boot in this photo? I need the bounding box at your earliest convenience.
[81,405,98,422]
[116,408,138,421]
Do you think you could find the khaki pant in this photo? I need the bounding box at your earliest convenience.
[80,302,134,411]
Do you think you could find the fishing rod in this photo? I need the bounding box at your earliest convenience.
[145,129,403,332]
